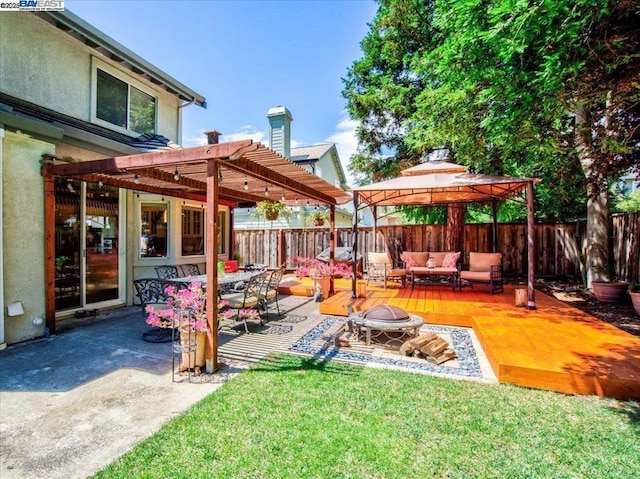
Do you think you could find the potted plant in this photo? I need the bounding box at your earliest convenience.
[251,200,292,221]
[145,281,234,375]
[629,284,640,315]
[292,256,351,300]
[306,209,329,227]
[591,280,629,303]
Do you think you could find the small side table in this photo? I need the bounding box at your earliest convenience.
[349,313,425,346]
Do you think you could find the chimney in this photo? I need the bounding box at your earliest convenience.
[267,106,293,159]
[205,130,221,145]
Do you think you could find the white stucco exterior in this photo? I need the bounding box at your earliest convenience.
[0,11,205,344]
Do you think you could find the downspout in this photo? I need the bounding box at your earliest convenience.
[177,97,197,144]
[0,125,5,348]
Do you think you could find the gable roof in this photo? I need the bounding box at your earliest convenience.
[37,10,205,108]
[290,143,334,163]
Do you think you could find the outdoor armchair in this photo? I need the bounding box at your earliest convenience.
[459,252,503,294]
[180,263,201,277]
[366,252,407,289]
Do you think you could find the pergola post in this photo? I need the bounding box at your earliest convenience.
[205,159,219,372]
[492,200,498,253]
[44,175,56,335]
[527,180,536,309]
[329,205,336,295]
[351,192,359,299]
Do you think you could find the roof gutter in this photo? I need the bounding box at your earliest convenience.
[38,10,206,108]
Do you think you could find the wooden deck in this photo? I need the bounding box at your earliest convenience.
[279,278,640,400]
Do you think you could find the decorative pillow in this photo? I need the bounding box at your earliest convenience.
[442,252,461,268]
[428,252,447,267]
[400,252,417,267]
[403,252,429,267]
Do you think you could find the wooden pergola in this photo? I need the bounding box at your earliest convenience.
[41,139,352,372]
[350,162,540,308]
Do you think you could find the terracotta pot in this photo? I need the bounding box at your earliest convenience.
[179,326,206,372]
[591,281,629,303]
[313,277,332,300]
[629,291,640,316]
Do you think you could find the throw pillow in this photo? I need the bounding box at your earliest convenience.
[400,252,417,267]
[442,252,461,268]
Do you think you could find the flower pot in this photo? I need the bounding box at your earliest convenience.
[265,210,279,221]
[313,277,332,301]
[629,291,640,316]
[179,326,206,373]
[313,218,325,227]
[591,281,629,303]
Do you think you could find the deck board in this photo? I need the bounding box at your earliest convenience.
[279,277,640,399]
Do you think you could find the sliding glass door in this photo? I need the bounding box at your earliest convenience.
[54,181,122,312]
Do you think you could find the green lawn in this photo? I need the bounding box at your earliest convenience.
[97,354,639,478]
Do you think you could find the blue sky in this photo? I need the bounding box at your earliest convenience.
[67,0,378,185]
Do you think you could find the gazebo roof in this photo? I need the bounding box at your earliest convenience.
[42,140,352,206]
[351,163,538,207]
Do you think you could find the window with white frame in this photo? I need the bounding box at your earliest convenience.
[140,203,168,257]
[182,206,204,256]
[96,68,156,135]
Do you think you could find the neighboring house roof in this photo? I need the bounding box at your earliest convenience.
[290,143,348,188]
[290,143,334,164]
[36,10,206,108]
[1,93,180,153]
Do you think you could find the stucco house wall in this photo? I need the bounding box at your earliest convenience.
[0,13,181,141]
[0,11,205,345]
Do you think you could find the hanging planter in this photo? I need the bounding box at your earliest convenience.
[306,209,329,227]
[252,200,291,222]
[592,281,629,303]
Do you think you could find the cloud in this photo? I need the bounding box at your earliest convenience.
[325,113,359,186]
[183,125,267,147]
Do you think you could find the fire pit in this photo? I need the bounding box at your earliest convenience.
[349,306,424,346]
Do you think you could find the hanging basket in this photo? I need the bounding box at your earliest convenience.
[265,210,279,221]
[313,218,325,227]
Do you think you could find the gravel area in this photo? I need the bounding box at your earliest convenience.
[536,279,640,337]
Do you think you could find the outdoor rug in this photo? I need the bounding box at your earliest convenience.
[289,317,484,379]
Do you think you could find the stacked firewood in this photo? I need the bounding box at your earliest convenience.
[399,331,457,364]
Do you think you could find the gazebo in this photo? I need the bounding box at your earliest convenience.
[350,161,539,307]
[41,139,352,372]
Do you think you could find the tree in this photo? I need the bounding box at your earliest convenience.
[343,0,639,285]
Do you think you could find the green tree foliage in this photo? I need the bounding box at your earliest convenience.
[343,0,639,282]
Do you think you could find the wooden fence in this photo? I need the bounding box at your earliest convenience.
[233,212,639,283]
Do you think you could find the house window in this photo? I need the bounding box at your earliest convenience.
[182,206,204,256]
[96,68,156,135]
[140,203,168,257]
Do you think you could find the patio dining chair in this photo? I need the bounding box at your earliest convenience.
[155,265,180,280]
[221,271,269,333]
[258,267,285,321]
[180,263,201,277]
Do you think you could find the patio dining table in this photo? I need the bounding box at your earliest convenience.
[170,271,261,289]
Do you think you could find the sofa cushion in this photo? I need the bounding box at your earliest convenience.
[428,252,447,267]
[368,252,392,268]
[469,252,502,272]
[400,252,416,267]
[402,252,428,267]
[442,252,461,268]
[460,270,492,282]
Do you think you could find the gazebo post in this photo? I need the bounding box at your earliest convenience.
[205,159,219,373]
[372,205,377,251]
[527,180,536,309]
[330,204,336,295]
[351,192,359,299]
[492,200,498,253]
